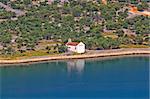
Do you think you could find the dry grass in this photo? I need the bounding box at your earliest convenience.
[38,40,62,45]
[0,44,149,60]
[120,44,149,48]
[22,50,48,57]
[102,32,118,39]
[0,50,49,60]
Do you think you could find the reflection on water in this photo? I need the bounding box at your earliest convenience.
[67,59,85,75]
[0,56,149,98]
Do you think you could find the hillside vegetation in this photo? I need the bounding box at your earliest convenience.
[0,0,149,56]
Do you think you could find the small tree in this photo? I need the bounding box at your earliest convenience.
[1,46,15,55]
[58,45,67,53]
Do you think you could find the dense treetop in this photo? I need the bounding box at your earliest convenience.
[0,0,149,55]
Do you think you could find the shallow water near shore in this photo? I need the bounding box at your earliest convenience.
[0,56,149,99]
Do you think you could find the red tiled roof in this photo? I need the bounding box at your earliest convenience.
[66,42,79,46]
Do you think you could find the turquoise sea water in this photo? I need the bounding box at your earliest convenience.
[0,56,149,99]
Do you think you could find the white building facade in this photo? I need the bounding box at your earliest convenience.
[66,42,85,53]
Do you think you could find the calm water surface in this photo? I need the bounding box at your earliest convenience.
[0,56,149,99]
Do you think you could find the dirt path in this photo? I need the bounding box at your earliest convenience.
[0,2,25,16]
[0,48,149,64]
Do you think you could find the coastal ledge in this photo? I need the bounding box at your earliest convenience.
[0,48,150,64]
